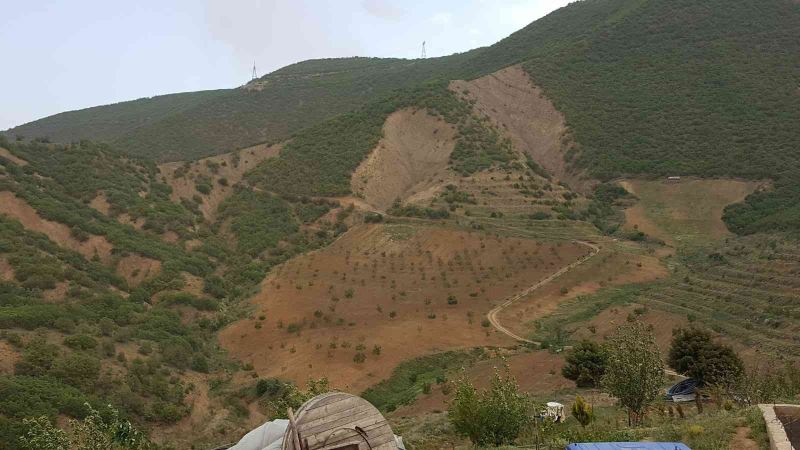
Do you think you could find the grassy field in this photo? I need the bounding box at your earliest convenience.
[619,178,761,249]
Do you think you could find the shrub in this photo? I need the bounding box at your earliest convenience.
[571,395,594,428]
[668,327,744,387]
[448,366,532,446]
[364,212,384,223]
[20,403,152,450]
[63,335,97,351]
[256,378,287,398]
[191,355,209,373]
[562,340,607,388]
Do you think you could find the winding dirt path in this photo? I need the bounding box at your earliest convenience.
[486,240,601,344]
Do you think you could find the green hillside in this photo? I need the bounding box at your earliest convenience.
[516,0,800,233]
[4,90,226,145]
[247,0,800,232]
[7,55,483,161]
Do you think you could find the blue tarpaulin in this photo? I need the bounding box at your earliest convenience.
[566,443,691,450]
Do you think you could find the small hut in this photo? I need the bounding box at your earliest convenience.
[226,392,403,450]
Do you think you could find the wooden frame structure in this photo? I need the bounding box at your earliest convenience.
[281,392,399,450]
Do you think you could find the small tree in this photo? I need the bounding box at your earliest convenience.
[562,340,607,387]
[448,366,532,446]
[571,395,594,428]
[668,327,744,387]
[601,322,664,426]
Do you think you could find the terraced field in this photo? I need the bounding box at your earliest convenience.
[646,235,800,358]
[417,167,584,220]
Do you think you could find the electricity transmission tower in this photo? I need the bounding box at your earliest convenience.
[251,61,257,80]
[421,41,426,59]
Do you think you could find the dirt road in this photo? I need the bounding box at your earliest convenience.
[486,240,601,345]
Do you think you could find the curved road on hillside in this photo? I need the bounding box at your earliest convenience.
[486,240,601,345]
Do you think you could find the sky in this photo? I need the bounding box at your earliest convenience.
[1,0,573,130]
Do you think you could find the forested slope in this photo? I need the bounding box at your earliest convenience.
[4,90,226,146]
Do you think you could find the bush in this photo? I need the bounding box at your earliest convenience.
[571,395,594,428]
[448,366,532,446]
[364,212,384,223]
[21,403,153,450]
[256,378,288,398]
[63,335,97,351]
[562,340,607,388]
[668,327,744,387]
[191,355,209,373]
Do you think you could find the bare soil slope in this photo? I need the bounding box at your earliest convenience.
[159,142,281,220]
[450,66,588,191]
[495,240,667,341]
[219,224,587,392]
[351,109,457,211]
[0,147,28,166]
[88,191,112,215]
[0,191,113,264]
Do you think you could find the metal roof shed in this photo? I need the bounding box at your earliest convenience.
[566,443,691,450]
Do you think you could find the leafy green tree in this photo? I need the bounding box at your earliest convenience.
[571,395,594,428]
[562,340,607,387]
[448,366,532,446]
[601,322,664,426]
[668,327,744,387]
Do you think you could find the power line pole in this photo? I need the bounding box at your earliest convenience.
[251,61,257,80]
[421,41,426,59]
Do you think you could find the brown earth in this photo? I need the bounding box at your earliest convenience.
[219,224,587,392]
[159,142,281,221]
[351,109,458,211]
[730,426,759,450]
[116,254,162,287]
[43,281,69,302]
[495,241,668,341]
[0,147,28,166]
[450,65,590,192]
[0,257,14,281]
[392,350,572,417]
[0,191,113,264]
[89,191,112,215]
[118,213,145,230]
[0,341,20,374]
[573,304,686,353]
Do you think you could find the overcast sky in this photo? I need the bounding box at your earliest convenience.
[1,0,572,130]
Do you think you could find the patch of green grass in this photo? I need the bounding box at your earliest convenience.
[362,349,486,412]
